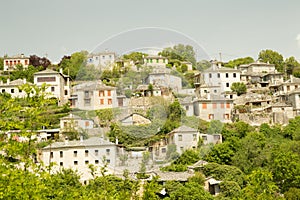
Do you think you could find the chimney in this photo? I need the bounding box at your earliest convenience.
[218,62,222,68]
[21,54,24,58]
[7,78,10,85]
[80,136,83,143]
[23,78,26,84]
[59,68,63,74]
[290,75,293,83]
[115,137,119,145]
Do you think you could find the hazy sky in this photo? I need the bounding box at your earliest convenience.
[1,0,300,63]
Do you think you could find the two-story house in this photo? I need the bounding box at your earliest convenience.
[143,55,168,68]
[70,81,117,110]
[87,51,116,70]
[41,137,118,181]
[33,69,71,105]
[3,54,30,71]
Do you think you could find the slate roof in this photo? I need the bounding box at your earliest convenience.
[171,125,198,133]
[43,137,115,150]
[154,171,194,182]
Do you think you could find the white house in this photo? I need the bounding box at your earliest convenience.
[143,55,168,67]
[70,81,118,110]
[40,137,118,181]
[33,69,70,105]
[3,54,30,71]
[149,125,222,161]
[201,61,240,95]
[0,78,30,98]
[87,51,116,70]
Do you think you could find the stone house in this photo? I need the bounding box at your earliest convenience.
[87,51,116,70]
[60,114,94,132]
[70,81,117,110]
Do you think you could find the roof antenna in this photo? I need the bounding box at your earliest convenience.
[219,52,222,62]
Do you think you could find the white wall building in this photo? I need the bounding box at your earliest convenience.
[0,78,29,98]
[33,69,70,105]
[143,55,168,67]
[3,54,30,71]
[87,51,116,70]
[201,61,240,95]
[41,137,118,181]
[70,81,118,110]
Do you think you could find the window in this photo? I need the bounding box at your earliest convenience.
[186,105,189,110]
[60,151,63,158]
[209,73,212,78]
[19,89,22,93]
[202,103,207,109]
[85,121,90,127]
[226,83,229,87]
[150,59,153,63]
[226,73,229,78]
[233,73,236,78]
[37,77,56,82]
[1,89,5,93]
[226,103,230,108]
[180,147,184,151]
[287,86,290,91]
[84,99,91,106]
[193,134,197,141]
[25,60,28,65]
[202,135,207,141]
[213,103,217,109]
[217,73,220,78]
[95,160,99,164]
[208,114,214,120]
[95,56,98,60]
[73,151,77,157]
[163,59,165,63]
[11,89,14,93]
[74,161,78,165]
[102,56,105,59]
[99,90,104,97]
[100,99,104,105]
[106,149,110,155]
[85,91,89,98]
[50,152,53,158]
[64,90,68,95]
[224,114,229,120]
[60,162,63,166]
[108,99,112,105]
[178,135,182,141]
[107,90,111,96]
[85,150,89,157]
[230,95,233,99]
[106,159,110,164]
[51,87,55,92]
[95,150,99,156]
[295,85,298,89]
[162,148,166,153]
[85,160,89,165]
[156,59,159,63]
[220,103,224,109]
[214,90,217,93]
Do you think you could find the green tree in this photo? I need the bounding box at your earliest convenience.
[242,169,280,200]
[284,187,300,200]
[224,56,255,68]
[231,82,247,96]
[285,56,300,76]
[123,51,148,63]
[159,44,197,65]
[258,49,284,72]
[0,57,4,70]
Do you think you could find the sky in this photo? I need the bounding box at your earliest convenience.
[1,0,300,63]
